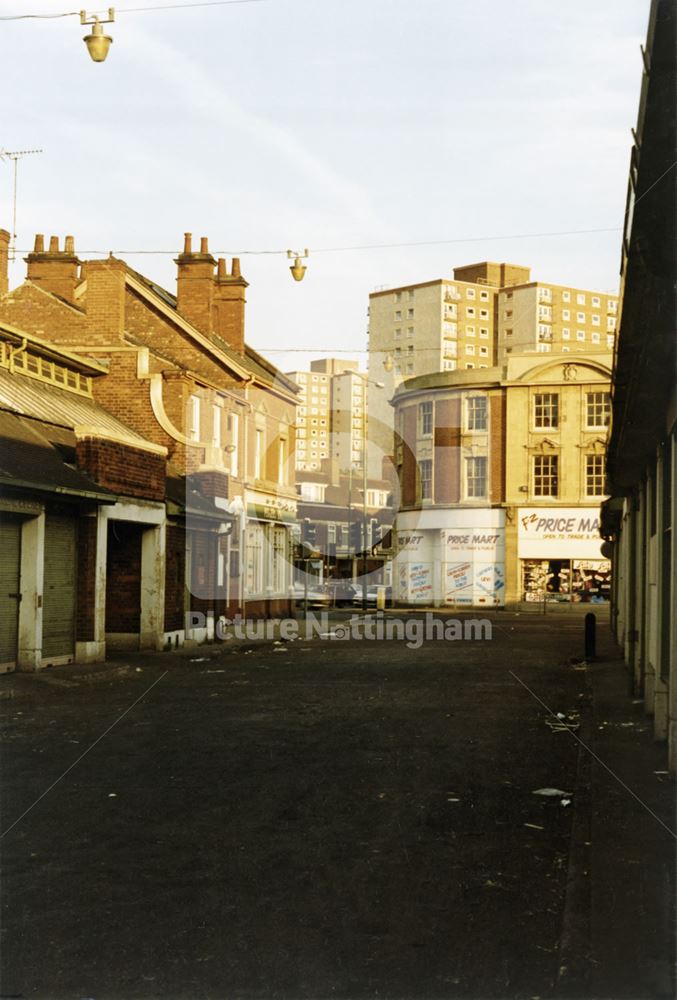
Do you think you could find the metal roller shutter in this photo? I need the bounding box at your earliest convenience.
[42,515,76,661]
[0,517,21,671]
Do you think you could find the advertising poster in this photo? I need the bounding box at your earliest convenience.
[444,525,505,606]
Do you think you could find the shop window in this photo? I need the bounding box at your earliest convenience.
[533,454,558,497]
[533,393,559,429]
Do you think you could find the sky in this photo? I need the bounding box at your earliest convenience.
[1,0,649,373]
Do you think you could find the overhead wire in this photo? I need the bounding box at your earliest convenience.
[13,225,625,259]
[0,0,267,18]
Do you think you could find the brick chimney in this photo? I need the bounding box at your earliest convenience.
[83,256,127,342]
[0,229,9,297]
[213,256,248,354]
[175,233,216,334]
[25,234,81,303]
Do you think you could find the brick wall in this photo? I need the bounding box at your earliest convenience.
[105,521,142,633]
[434,397,461,504]
[0,284,87,342]
[76,516,97,641]
[76,437,166,500]
[400,405,418,507]
[490,392,506,503]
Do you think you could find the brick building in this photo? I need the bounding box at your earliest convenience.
[0,311,189,669]
[0,230,299,644]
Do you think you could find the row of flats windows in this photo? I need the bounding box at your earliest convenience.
[394,309,415,321]
[418,396,488,435]
[465,307,490,319]
[443,286,491,302]
[394,327,415,338]
[505,289,618,311]
[416,453,606,503]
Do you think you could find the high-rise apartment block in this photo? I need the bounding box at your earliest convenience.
[287,358,367,473]
[367,261,619,458]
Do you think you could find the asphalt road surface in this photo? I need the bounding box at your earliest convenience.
[0,611,670,999]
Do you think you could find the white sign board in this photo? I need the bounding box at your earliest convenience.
[518,508,603,559]
[443,526,505,606]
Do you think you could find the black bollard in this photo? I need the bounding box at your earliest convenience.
[584,612,596,661]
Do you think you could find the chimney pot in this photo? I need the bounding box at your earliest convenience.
[34,234,45,253]
[231,257,241,278]
[183,232,192,254]
[49,236,59,253]
[217,257,227,279]
[200,237,209,254]
[64,235,75,255]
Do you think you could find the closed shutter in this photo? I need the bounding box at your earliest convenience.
[42,515,76,660]
[0,517,21,670]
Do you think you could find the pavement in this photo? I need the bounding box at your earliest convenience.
[0,607,674,1000]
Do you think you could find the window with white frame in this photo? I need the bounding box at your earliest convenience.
[465,343,475,355]
[608,300,617,313]
[586,392,611,428]
[188,394,200,442]
[254,427,264,478]
[585,454,605,496]
[466,306,476,318]
[607,316,616,330]
[278,438,287,483]
[419,401,433,436]
[271,527,287,593]
[577,293,585,305]
[466,325,475,336]
[480,290,489,301]
[394,328,402,339]
[229,412,239,476]
[479,345,489,357]
[563,291,571,302]
[563,310,570,320]
[592,296,600,307]
[533,455,559,497]
[606,335,615,348]
[245,522,264,594]
[465,456,487,498]
[212,403,222,448]
[591,333,600,344]
[577,312,586,323]
[419,459,433,501]
[533,392,559,428]
[466,395,487,431]
[480,309,489,319]
[562,328,570,339]
[300,482,325,501]
[466,288,476,299]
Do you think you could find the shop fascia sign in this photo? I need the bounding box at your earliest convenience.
[246,490,297,523]
[518,507,604,558]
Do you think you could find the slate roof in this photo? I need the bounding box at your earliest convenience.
[122,263,298,394]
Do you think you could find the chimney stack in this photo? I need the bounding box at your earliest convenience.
[25,233,81,303]
[175,232,216,334]
[213,256,248,354]
[0,229,10,297]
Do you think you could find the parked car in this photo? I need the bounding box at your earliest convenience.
[292,582,330,609]
[351,584,380,607]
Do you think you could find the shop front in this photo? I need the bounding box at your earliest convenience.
[518,508,610,602]
[244,489,297,616]
[394,508,506,607]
